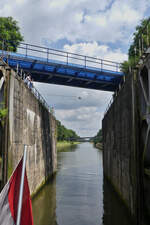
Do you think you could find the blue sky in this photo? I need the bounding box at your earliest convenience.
[1,0,150,136]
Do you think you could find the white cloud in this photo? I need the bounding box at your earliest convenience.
[56,105,106,136]
[0,0,150,45]
[64,41,128,62]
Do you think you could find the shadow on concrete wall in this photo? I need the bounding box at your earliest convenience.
[40,105,53,178]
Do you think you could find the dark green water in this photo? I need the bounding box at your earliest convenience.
[32,142,133,225]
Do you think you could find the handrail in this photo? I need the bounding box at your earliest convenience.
[18,68,54,114]
[0,39,122,73]
[18,67,54,114]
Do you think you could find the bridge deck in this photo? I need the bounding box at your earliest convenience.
[0,43,124,92]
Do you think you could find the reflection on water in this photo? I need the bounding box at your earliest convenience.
[57,145,78,172]
[56,143,103,225]
[58,144,78,153]
[32,177,57,225]
[103,177,135,225]
[32,142,134,225]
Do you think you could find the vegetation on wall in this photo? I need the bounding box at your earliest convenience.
[0,103,7,179]
[56,120,79,141]
[121,17,150,74]
[0,16,24,52]
[0,103,7,127]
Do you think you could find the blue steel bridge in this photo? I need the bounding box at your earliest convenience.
[0,42,124,92]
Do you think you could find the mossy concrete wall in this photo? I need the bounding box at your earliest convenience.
[102,72,140,222]
[103,53,150,224]
[0,64,57,194]
[137,54,150,223]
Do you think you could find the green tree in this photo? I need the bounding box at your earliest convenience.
[128,18,150,59]
[93,129,103,145]
[0,17,24,52]
[121,17,150,74]
[56,120,79,141]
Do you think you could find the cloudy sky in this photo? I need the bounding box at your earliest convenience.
[1,0,150,136]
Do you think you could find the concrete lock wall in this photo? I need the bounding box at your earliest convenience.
[138,54,150,222]
[102,72,140,221]
[103,53,150,224]
[0,64,57,194]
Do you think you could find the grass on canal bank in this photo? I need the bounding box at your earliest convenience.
[57,141,80,151]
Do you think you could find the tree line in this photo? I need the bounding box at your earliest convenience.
[93,129,102,145]
[56,120,79,141]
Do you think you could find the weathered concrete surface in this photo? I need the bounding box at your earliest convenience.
[0,64,57,194]
[102,72,140,223]
[138,54,150,223]
[103,53,150,224]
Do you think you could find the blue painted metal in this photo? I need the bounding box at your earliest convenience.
[0,42,124,91]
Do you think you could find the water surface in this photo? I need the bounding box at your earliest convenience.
[32,142,103,225]
[32,142,134,225]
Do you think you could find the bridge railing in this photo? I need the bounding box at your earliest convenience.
[0,39,122,73]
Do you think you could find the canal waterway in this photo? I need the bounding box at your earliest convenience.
[32,142,134,225]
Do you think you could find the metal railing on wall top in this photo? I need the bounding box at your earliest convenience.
[0,39,122,73]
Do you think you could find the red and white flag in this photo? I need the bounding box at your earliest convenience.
[0,158,34,225]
